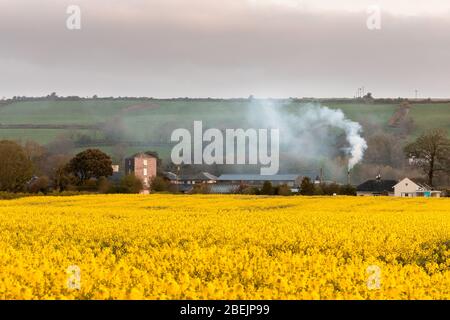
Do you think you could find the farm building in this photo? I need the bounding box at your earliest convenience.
[393,178,442,198]
[110,164,123,183]
[217,174,303,188]
[125,152,158,193]
[162,172,218,193]
[163,172,179,184]
[178,172,218,185]
[209,184,240,194]
[356,176,397,196]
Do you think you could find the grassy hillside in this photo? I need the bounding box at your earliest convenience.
[1,99,449,160]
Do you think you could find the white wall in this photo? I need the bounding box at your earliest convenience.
[394,178,420,197]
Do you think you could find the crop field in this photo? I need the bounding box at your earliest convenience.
[0,195,449,300]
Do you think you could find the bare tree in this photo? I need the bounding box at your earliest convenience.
[404,129,450,186]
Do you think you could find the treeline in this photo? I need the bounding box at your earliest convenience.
[2,93,255,103]
[3,93,450,104]
[0,141,145,195]
[237,178,356,196]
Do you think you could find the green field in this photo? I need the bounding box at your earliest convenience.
[1,99,449,160]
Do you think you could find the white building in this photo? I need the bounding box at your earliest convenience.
[393,178,442,198]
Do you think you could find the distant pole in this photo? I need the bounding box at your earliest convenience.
[362,86,365,97]
[176,166,180,193]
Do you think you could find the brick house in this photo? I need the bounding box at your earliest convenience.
[125,152,158,193]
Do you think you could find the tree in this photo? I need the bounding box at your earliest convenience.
[365,133,404,167]
[23,140,46,163]
[150,176,169,192]
[300,177,315,195]
[363,92,374,101]
[404,129,450,186]
[28,176,50,194]
[41,154,74,191]
[340,184,357,196]
[117,174,143,194]
[277,184,292,196]
[0,140,34,192]
[66,149,113,184]
[261,181,274,195]
[97,177,113,194]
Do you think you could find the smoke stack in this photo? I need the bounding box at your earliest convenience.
[347,170,351,185]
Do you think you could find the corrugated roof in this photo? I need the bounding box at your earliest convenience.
[163,172,178,180]
[179,172,218,181]
[409,179,432,190]
[218,174,302,181]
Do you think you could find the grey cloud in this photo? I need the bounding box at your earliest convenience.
[0,0,449,98]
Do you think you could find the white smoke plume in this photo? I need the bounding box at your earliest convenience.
[247,101,367,171]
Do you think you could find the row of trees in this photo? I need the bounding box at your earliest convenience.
[227,178,355,196]
[0,141,144,194]
[1,128,448,195]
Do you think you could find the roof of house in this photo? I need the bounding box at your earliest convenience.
[357,179,398,192]
[179,172,218,181]
[394,178,432,190]
[126,151,159,159]
[163,172,178,181]
[218,174,302,181]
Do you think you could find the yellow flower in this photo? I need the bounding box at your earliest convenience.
[0,194,449,300]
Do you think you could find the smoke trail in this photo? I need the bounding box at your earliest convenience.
[247,101,367,171]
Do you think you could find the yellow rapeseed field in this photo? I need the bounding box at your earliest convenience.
[0,195,449,300]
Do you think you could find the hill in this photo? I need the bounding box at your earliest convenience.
[0,98,449,166]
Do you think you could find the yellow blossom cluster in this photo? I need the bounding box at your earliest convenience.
[0,195,449,300]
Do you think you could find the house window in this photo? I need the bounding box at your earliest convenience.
[143,168,148,176]
[143,159,148,166]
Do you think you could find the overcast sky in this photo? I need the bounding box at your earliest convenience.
[1,0,450,98]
